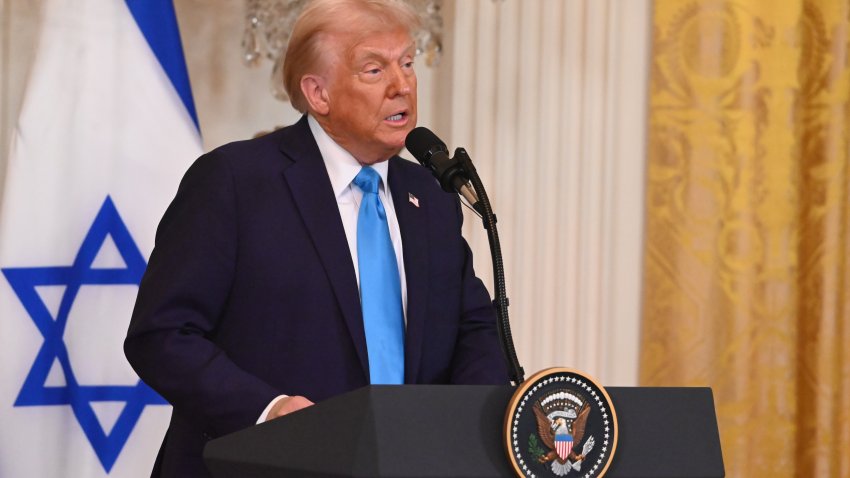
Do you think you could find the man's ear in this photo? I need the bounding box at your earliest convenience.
[301,75,330,116]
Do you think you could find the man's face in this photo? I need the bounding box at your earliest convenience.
[321,29,418,164]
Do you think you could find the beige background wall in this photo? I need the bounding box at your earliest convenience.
[0,0,651,385]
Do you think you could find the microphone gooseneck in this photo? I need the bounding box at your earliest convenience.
[405,127,525,386]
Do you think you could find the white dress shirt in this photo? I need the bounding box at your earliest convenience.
[307,115,408,317]
[258,115,409,422]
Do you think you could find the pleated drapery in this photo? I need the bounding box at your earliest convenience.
[642,1,850,476]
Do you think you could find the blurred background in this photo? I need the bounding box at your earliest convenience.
[1,0,847,476]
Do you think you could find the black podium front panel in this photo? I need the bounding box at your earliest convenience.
[204,385,723,478]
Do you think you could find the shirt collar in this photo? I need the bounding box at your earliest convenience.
[308,114,389,199]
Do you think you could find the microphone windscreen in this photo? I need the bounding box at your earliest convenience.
[405,127,448,165]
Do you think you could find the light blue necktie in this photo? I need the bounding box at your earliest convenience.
[353,166,405,384]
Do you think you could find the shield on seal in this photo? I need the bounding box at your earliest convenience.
[554,433,573,460]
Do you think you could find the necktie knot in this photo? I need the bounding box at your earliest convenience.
[354,166,381,195]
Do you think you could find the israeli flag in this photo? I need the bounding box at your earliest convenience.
[0,0,201,476]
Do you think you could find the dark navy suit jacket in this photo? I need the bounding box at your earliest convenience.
[124,116,509,477]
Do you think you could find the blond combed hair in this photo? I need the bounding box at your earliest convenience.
[283,0,422,113]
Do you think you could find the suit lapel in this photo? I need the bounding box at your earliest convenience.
[278,117,369,380]
[388,158,429,384]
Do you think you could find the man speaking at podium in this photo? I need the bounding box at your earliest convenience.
[124,0,508,475]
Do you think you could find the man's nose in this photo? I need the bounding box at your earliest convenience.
[387,65,413,96]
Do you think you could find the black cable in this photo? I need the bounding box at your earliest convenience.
[455,148,525,385]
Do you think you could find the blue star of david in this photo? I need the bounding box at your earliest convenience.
[2,196,167,472]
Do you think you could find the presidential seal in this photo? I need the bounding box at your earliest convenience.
[504,368,618,478]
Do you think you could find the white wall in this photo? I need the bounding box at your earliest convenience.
[0,0,44,198]
[0,0,651,385]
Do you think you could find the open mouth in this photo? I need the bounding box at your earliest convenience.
[385,111,407,122]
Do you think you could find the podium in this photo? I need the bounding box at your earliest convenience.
[204,385,724,478]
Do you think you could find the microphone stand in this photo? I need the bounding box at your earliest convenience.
[454,148,525,386]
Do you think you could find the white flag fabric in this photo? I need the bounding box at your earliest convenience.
[0,0,201,475]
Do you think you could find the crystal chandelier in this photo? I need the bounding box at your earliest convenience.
[242,0,444,102]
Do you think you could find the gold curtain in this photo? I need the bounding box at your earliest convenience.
[642,1,850,476]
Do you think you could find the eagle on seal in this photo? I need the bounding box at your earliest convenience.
[533,401,595,476]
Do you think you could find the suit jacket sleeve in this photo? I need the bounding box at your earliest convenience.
[448,199,511,385]
[124,151,281,438]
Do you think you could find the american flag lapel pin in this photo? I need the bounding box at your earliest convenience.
[408,192,420,208]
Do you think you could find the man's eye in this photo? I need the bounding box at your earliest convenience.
[365,68,381,75]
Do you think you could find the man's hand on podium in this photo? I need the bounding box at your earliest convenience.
[264,396,314,422]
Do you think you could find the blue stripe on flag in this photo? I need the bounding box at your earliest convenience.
[124,0,199,131]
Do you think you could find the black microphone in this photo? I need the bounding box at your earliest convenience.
[405,127,481,211]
